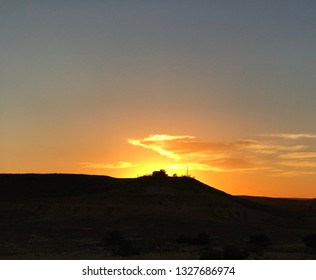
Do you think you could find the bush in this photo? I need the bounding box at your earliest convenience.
[103,231,139,257]
[199,246,222,260]
[197,232,210,246]
[177,232,210,246]
[103,231,124,247]
[303,233,316,253]
[223,245,247,260]
[248,233,272,255]
[114,241,139,257]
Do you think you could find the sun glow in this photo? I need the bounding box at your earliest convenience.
[79,133,316,197]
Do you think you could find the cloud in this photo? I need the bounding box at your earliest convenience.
[128,133,316,176]
[167,162,269,173]
[260,133,316,140]
[167,162,226,172]
[279,152,316,159]
[271,171,316,177]
[278,160,316,168]
[81,161,136,169]
[128,134,263,172]
[128,134,195,160]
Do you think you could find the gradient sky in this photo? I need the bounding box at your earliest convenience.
[1,1,316,197]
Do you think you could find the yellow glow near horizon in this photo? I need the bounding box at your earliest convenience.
[81,133,316,198]
[3,131,316,198]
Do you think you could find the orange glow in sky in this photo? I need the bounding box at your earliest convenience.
[77,133,316,198]
[1,1,316,198]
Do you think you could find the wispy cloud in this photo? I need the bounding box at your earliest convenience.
[128,133,316,176]
[167,162,270,173]
[128,134,195,160]
[260,133,316,140]
[279,152,316,159]
[81,133,316,177]
[278,160,316,168]
[128,134,265,172]
[271,171,316,177]
[81,161,136,169]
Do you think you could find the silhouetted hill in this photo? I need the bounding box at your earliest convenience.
[0,174,266,209]
[0,174,113,200]
[0,173,230,198]
[0,174,315,259]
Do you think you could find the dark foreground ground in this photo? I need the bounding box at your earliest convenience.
[0,174,315,259]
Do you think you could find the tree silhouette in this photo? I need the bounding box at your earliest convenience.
[152,169,168,177]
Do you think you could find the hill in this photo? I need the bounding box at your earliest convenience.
[0,173,315,259]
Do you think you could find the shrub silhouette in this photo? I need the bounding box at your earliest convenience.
[197,232,210,246]
[248,234,272,255]
[114,241,139,257]
[103,231,124,246]
[223,245,247,260]
[199,246,221,260]
[303,233,316,254]
[177,232,210,246]
[103,231,139,257]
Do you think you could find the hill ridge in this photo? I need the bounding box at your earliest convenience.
[0,173,315,259]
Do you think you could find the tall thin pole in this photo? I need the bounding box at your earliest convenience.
[160,222,163,257]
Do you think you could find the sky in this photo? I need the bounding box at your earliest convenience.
[1,0,316,197]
